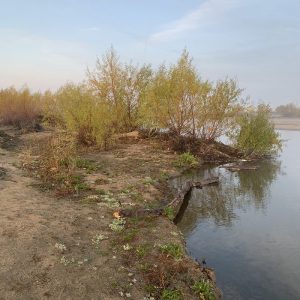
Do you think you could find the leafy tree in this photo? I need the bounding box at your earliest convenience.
[141,49,244,142]
[196,79,243,141]
[87,47,152,132]
[141,50,201,138]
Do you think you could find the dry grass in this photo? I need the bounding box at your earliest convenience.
[22,132,86,195]
[0,87,42,130]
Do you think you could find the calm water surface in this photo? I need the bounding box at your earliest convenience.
[174,130,300,300]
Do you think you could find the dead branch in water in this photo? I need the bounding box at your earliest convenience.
[119,177,219,219]
[220,163,259,172]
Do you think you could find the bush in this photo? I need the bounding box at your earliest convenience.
[232,104,282,156]
[28,133,80,194]
[174,152,198,168]
[0,87,42,129]
[55,83,115,148]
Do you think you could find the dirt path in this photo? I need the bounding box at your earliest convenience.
[0,132,130,300]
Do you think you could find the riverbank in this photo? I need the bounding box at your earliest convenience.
[0,126,222,299]
[271,117,300,131]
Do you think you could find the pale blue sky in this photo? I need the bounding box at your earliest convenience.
[0,0,299,106]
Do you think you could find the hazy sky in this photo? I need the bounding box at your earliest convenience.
[0,0,299,106]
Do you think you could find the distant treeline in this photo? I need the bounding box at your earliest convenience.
[275,103,300,118]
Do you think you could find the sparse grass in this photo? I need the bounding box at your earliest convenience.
[174,152,198,168]
[123,228,139,242]
[95,178,109,185]
[136,244,150,258]
[161,289,183,300]
[160,243,184,260]
[143,176,156,185]
[92,234,108,246]
[109,218,126,232]
[164,206,175,220]
[75,158,99,173]
[74,182,91,192]
[192,279,216,300]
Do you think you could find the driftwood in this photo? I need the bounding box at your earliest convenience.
[119,177,219,219]
[221,163,259,172]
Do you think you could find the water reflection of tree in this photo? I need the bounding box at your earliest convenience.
[236,160,281,208]
[177,160,282,233]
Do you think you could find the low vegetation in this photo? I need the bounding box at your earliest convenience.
[160,243,184,260]
[192,279,216,300]
[161,289,183,300]
[174,152,198,168]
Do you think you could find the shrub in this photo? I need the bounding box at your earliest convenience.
[174,152,198,168]
[27,133,84,194]
[55,83,115,148]
[0,87,42,129]
[232,104,282,156]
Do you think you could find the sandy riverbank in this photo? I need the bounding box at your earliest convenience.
[271,117,300,131]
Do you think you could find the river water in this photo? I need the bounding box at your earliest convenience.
[174,130,300,299]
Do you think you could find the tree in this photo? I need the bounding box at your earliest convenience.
[141,50,201,138]
[55,83,114,148]
[196,79,243,141]
[87,47,152,132]
[232,104,282,156]
[140,50,244,142]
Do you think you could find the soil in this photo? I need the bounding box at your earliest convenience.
[0,127,220,300]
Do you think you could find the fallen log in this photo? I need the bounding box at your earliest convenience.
[220,164,259,172]
[119,176,219,219]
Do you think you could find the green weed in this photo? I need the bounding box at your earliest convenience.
[160,243,184,260]
[174,152,198,168]
[161,289,183,300]
[192,279,215,300]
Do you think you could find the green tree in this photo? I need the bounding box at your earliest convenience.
[141,49,201,138]
[196,79,243,141]
[140,50,244,142]
[87,47,152,132]
[232,104,282,156]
